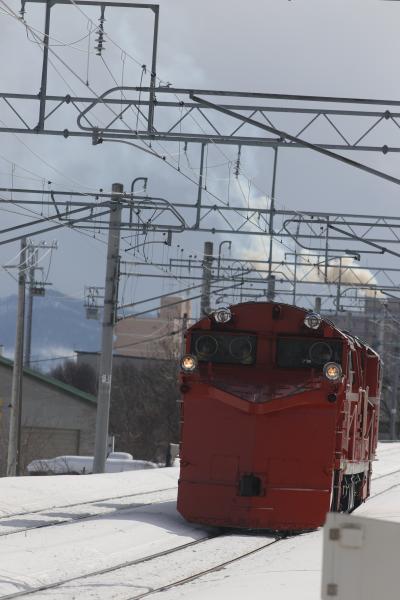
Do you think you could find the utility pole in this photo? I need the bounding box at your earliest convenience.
[267,147,278,301]
[181,312,188,355]
[391,363,398,440]
[7,237,27,476]
[335,257,343,315]
[378,302,386,358]
[200,241,213,316]
[24,246,36,368]
[93,183,123,474]
[24,240,57,368]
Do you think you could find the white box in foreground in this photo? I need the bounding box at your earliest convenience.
[322,512,400,599]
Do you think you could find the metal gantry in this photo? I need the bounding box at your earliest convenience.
[3,0,400,462]
[2,0,400,292]
[4,187,400,259]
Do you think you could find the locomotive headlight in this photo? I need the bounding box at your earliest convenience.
[181,354,198,373]
[213,307,232,324]
[323,362,342,382]
[304,312,322,330]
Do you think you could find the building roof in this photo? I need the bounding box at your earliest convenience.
[0,355,97,406]
[75,350,172,363]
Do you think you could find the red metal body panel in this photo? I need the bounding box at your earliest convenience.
[177,302,381,531]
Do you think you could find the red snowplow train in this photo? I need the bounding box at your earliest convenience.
[177,302,381,531]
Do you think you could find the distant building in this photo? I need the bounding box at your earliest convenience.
[0,356,96,475]
[113,295,191,360]
[325,296,400,439]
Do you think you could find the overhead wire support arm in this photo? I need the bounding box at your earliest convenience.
[21,0,160,131]
[37,0,52,131]
[148,5,159,133]
[189,94,400,188]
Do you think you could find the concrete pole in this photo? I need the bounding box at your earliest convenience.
[267,275,276,302]
[181,312,188,355]
[200,241,213,316]
[24,246,35,368]
[378,303,386,358]
[7,237,27,476]
[335,257,342,314]
[93,183,123,474]
[267,147,278,301]
[391,365,398,440]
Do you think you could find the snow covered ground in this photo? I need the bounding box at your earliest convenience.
[0,443,399,600]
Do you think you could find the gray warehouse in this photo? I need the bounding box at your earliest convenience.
[0,356,96,475]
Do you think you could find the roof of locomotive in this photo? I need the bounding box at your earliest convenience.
[189,301,379,357]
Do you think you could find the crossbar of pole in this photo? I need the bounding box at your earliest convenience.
[26,0,157,7]
[5,187,400,224]
[2,123,400,151]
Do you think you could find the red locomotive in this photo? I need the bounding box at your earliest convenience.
[177,302,381,531]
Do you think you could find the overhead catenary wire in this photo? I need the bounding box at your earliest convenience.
[0,1,284,227]
[0,0,388,309]
[0,0,272,214]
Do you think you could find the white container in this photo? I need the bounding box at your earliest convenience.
[322,512,400,599]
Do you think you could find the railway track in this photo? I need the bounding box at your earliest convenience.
[1,464,395,539]
[0,531,287,600]
[368,466,400,501]
[1,451,397,599]
[0,532,223,599]
[124,535,285,600]
[372,467,400,481]
[0,486,177,538]
[0,485,177,521]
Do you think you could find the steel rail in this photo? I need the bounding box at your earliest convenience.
[0,485,176,521]
[0,533,223,600]
[0,489,176,539]
[124,536,284,600]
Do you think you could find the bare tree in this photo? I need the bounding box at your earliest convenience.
[110,361,180,463]
[49,361,97,395]
[48,356,180,463]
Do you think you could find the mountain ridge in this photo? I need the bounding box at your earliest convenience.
[0,289,101,369]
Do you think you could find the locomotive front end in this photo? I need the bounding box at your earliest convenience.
[177,302,379,531]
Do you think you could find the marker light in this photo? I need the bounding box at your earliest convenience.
[213,307,232,324]
[323,362,342,382]
[181,354,198,373]
[304,312,322,330]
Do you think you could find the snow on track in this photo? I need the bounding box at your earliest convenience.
[0,487,177,537]
[7,534,279,600]
[0,444,399,600]
[146,529,322,600]
[0,499,210,597]
[0,468,179,518]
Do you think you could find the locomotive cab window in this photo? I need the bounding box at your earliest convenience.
[190,331,257,365]
[276,337,342,369]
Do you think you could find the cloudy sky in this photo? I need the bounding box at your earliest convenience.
[0,0,400,314]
